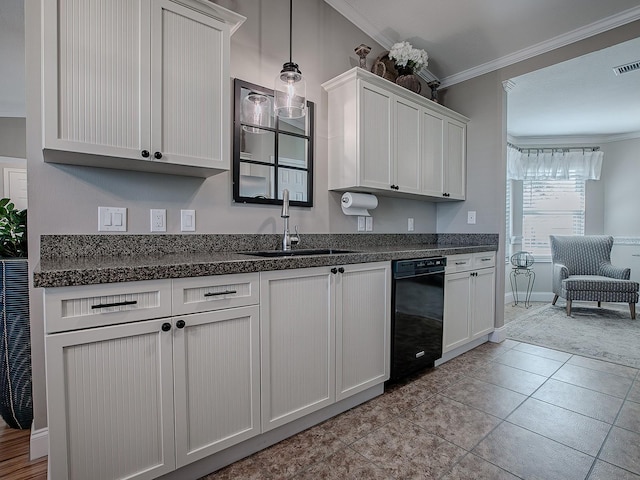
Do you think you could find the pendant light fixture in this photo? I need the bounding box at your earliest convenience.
[274,0,306,119]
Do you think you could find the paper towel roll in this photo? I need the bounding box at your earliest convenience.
[341,192,378,216]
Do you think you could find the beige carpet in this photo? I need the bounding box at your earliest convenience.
[504,301,640,368]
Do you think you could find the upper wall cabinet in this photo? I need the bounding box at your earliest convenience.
[322,67,469,201]
[42,0,245,178]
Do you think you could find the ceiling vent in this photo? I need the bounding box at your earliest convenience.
[612,61,640,76]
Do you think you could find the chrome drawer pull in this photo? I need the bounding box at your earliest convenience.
[91,300,138,309]
[204,290,237,297]
[455,261,466,265]
[481,258,492,261]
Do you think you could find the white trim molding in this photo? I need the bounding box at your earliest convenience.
[439,5,640,87]
[488,326,507,343]
[510,132,640,146]
[30,425,48,460]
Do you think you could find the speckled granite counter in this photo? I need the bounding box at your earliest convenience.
[34,233,499,288]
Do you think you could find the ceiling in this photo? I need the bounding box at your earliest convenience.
[326,0,640,138]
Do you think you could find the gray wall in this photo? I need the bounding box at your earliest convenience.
[0,117,26,158]
[602,137,640,236]
[441,21,640,320]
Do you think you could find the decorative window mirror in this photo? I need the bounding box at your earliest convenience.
[233,79,314,207]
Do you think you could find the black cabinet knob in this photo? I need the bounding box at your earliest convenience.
[338,267,345,273]
[176,320,186,329]
[154,151,163,159]
[161,322,171,332]
[141,150,150,158]
[331,267,338,274]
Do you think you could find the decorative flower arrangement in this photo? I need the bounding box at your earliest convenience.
[388,41,428,74]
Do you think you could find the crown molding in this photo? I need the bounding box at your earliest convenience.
[439,5,640,88]
[324,0,440,83]
[326,1,640,87]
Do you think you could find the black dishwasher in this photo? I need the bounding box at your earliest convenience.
[390,257,446,382]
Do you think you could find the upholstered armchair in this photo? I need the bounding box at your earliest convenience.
[550,235,639,318]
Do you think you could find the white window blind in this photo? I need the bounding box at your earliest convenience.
[522,175,585,258]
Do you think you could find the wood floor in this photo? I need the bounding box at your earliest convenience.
[0,423,47,480]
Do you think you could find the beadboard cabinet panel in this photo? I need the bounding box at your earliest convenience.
[260,268,335,431]
[360,83,394,190]
[46,319,175,480]
[42,0,244,177]
[173,306,260,467]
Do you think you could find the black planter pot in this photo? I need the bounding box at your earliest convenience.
[0,259,32,429]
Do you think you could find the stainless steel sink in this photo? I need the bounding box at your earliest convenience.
[245,249,354,257]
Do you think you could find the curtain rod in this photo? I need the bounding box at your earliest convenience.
[507,142,600,153]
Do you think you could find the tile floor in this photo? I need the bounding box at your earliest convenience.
[202,339,640,480]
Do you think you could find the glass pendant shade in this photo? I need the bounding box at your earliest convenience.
[274,62,306,119]
[242,91,273,133]
[275,0,306,119]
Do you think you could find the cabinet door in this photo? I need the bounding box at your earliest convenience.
[150,0,230,170]
[471,268,496,338]
[443,271,471,353]
[395,98,421,193]
[260,267,335,431]
[336,262,390,401]
[421,109,445,197]
[173,306,260,467]
[43,0,151,160]
[444,119,466,200]
[46,319,175,480]
[359,82,394,190]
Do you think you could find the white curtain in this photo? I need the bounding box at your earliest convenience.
[507,144,603,180]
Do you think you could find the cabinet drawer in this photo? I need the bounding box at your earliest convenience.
[44,280,172,333]
[473,252,496,269]
[445,254,473,274]
[172,273,259,315]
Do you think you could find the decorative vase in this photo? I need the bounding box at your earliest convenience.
[0,259,32,429]
[395,66,421,94]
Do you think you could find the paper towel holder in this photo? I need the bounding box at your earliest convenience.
[341,192,378,216]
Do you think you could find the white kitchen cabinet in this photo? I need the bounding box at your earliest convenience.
[42,0,244,178]
[45,273,260,480]
[173,306,260,467]
[443,252,496,353]
[260,261,390,430]
[323,67,468,201]
[260,267,335,431]
[46,318,176,480]
[336,262,391,401]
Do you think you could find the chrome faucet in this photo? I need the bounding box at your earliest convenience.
[281,189,300,251]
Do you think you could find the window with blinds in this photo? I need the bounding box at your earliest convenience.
[522,176,585,258]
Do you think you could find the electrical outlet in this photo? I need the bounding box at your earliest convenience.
[150,209,166,232]
[98,207,127,232]
[365,216,373,232]
[467,211,476,225]
[357,216,366,232]
[181,209,196,232]
[408,218,414,231]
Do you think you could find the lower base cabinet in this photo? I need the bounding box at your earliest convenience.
[44,263,390,480]
[260,262,390,431]
[443,252,496,353]
[46,304,260,480]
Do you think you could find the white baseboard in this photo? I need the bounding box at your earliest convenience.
[30,425,48,460]
[489,325,507,343]
[505,291,554,304]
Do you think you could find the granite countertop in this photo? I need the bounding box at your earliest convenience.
[33,234,499,288]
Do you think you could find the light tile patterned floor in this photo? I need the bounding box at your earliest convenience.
[203,339,640,480]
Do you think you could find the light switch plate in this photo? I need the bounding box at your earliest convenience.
[357,216,366,232]
[98,207,127,232]
[150,209,166,232]
[408,218,414,231]
[181,209,196,232]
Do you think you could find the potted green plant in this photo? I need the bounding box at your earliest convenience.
[0,198,32,429]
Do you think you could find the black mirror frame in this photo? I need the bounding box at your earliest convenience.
[233,78,314,207]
